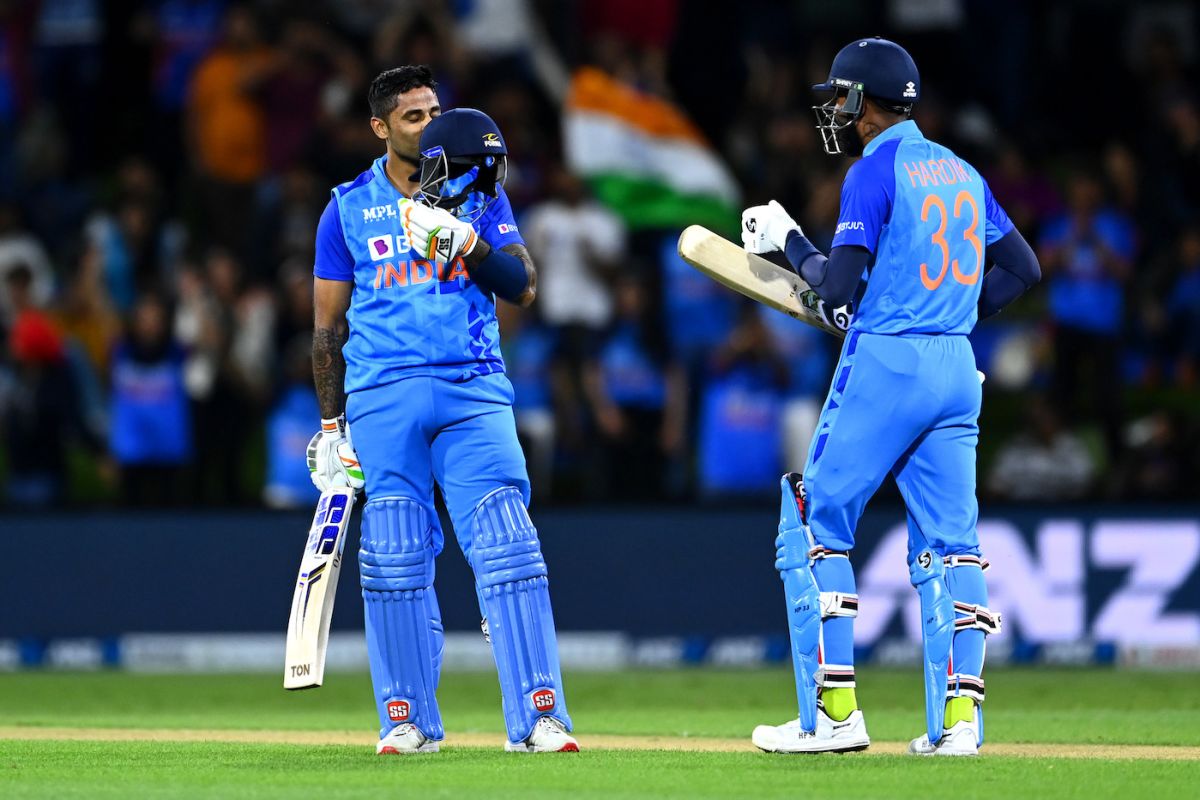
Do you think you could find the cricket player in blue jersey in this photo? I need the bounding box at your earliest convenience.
[307,66,578,755]
[741,39,1041,755]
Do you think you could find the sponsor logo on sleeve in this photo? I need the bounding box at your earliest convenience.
[835,220,865,235]
[367,235,395,260]
[497,223,517,235]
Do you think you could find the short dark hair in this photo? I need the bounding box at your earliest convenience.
[368,65,437,119]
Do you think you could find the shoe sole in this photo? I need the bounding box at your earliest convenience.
[505,742,581,753]
[754,738,871,754]
[377,743,439,755]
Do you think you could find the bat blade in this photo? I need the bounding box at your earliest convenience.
[677,225,849,337]
[283,486,355,690]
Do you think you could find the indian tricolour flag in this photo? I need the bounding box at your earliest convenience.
[564,67,740,233]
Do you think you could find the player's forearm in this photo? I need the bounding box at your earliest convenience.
[312,325,348,419]
[463,241,536,306]
[785,232,867,308]
[978,229,1041,320]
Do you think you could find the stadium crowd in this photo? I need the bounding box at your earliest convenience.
[0,0,1197,508]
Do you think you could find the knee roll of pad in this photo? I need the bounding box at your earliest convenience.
[471,487,570,744]
[361,499,444,741]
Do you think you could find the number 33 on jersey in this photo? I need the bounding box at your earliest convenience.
[830,119,1013,336]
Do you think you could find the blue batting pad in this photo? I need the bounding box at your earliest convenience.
[909,548,955,745]
[775,474,821,733]
[361,499,445,740]
[471,487,571,743]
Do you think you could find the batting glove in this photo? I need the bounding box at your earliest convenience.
[306,416,365,493]
[400,198,479,263]
[741,200,801,254]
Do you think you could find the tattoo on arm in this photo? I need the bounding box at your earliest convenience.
[312,325,348,419]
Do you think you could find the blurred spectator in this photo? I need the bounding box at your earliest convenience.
[659,232,736,373]
[985,141,1061,241]
[583,276,686,501]
[697,307,788,496]
[186,4,273,262]
[987,396,1097,502]
[759,308,832,472]
[1162,225,1200,386]
[0,2,35,197]
[84,194,181,313]
[0,203,53,323]
[175,248,262,504]
[1121,411,1196,501]
[0,265,97,507]
[498,301,557,502]
[109,292,192,506]
[32,0,104,173]
[522,165,626,461]
[263,335,318,509]
[144,0,227,181]
[1038,171,1136,462]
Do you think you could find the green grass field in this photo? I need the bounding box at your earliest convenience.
[3,668,1199,799]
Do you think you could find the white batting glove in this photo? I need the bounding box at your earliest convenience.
[306,416,365,493]
[400,198,479,263]
[741,200,801,254]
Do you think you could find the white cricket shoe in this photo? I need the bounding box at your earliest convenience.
[907,719,980,756]
[505,716,580,753]
[752,708,870,753]
[376,723,439,755]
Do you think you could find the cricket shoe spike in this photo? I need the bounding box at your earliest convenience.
[504,716,580,753]
[752,708,870,754]
[908,719,980,757]
[376,723,439,755]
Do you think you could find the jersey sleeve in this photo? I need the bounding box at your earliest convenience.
[831,154,894,253]
[478,187,525,250]
[982,178,1015,246]
[313,197,355,281]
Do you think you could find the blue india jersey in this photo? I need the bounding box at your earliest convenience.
[832,120,1013,335]
[313,155,525,393]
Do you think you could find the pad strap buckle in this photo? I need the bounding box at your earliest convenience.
[944,554,990,571]
[819,591,859,619]
[817,663,856,688]
[809,546,850,561]
[947,673,986,703]
[953,601,1002,635]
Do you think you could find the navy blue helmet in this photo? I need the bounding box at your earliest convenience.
[812,37,920,156]
[414,108,508,220]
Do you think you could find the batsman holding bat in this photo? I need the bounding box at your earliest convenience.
[308,65,577,755]
[743,38,1040,755]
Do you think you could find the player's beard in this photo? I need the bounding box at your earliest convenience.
[835,124,865,157]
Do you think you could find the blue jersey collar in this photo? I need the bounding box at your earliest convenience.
[863,119,922,157]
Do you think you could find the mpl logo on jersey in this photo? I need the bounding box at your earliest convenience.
[531,688,556,712]
[363,204,398,223]
[387,700,411,722]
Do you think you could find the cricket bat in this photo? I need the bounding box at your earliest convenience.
[677,225,850,338]
[284,486,356,690]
